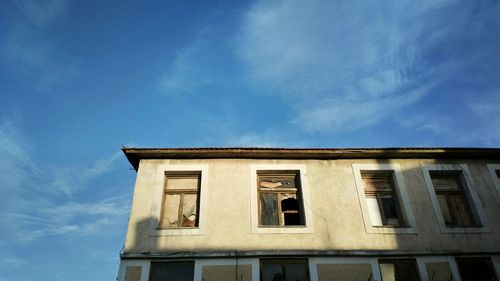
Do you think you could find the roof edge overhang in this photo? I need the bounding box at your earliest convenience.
[121,147,500,171]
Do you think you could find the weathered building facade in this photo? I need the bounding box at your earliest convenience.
[117,147,500,281]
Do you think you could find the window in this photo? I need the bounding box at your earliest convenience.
[422,164,488,233]
[456,257,498,281]
[352,164,416,234]
[258,171,304,226]
[316,264,373,281]
[361,171,404,227]
[201,265,252,281]
[379,260,420,281]
[487,164,500,199]
[159,171,201,228]
[425,262,453,281]
[261,260,310,281]
[429,171,477,227]
[149,261,194,281]
[124,266,141,281]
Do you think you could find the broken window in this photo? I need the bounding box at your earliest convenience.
[258,171,305,226]
[456,257,498,281]
[159,171,201,228]
[317,264,373,281]
[261,260,310,281]
[430,171,478,227]
[149,261,194,281]
[379,260,420,281]
[361,171,404,227]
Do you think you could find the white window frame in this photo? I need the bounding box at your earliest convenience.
[194,258,259,281]
[309,257,381,281]
[487,164,500,200]
[150,164,209,236]
[352,164,417,234]
[421,164,489,234]
[117,260,150,281]
[416,256,461,281]
[250,164,314,234]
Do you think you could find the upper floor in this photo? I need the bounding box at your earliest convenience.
[122,147,500,257]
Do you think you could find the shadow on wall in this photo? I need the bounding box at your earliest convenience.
[121,151,500,281]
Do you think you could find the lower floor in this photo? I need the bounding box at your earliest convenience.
[117,254,500,281]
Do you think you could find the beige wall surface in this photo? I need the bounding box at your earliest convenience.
[123,158,500,255]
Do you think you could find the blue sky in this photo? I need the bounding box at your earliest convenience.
[0,0,499,280]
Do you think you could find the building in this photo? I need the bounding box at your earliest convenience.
[117,147,500,281]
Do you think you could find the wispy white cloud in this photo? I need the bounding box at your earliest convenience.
[2,0,78,93]
[15,0,69,27]
[0,118,128,243]
[234,0,500,136]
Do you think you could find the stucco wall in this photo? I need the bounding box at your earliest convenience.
[123,158,500,255]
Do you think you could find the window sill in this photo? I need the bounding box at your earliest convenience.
[439,225,490,234]
[150,227,204,236]
[253,225,313,234]
[365,225,417,234]
[372,225,410,229]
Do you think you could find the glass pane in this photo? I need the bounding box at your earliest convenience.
[125,266,141,281]
[449,194,474,226]
[317,264,373,281]
[381,197,399,220]
[149,262,194,281]
[431,175,460,190]
[166,176,199,190]
[202,265,252,281]
[284,263,309,281]
[380,261,419,281]
[437,194,453,224]
[260,193,279,225]
[162,194,180,227]
[262,263,284,281]
[457,258,498,281]
[181,193,198,227]
[366,197,383,226]
[380,263,396,281]
[426,262,453,281]
[394,261,419,281]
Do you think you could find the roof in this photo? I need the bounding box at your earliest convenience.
[122,147,500,171]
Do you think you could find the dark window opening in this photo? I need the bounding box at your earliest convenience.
[261,260,310,281]
[456,258,498,281]
[379,259,420,281]
[430,171,478,227]
[149,261,194,281]
[258,171,305,227]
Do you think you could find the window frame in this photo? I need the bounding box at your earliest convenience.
[455,257,499,281]
[150,164,209,236]
[257,171,305,227]
[159,171,201,229]
[487,164,500,200]
[352,164,417,234]
[193,258,259,281]
[309,257,379,281]
[260,259,311,281]
[250,164,314,234]
[421,164,489,234]
[415,256,461,281]
[148,261,195,281]
[378,259,421,281]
